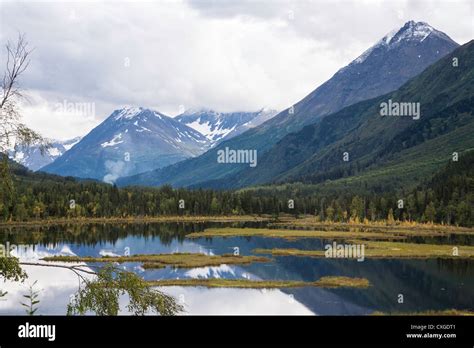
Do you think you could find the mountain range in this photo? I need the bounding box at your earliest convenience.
[38,106,277,182]
[41,107,211,182]
[8,137,81,171]
[117,20,462,189]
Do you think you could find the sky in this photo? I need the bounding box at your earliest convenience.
[0,0,472,140]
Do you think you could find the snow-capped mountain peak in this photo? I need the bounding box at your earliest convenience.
[113,106,144,120]
[352,20,455,66]
[385,20,434,45]
[111,107,168,124]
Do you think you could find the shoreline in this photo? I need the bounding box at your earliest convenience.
[0,215,273,228]
[0,215,471,233]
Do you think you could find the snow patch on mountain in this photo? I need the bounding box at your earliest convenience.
[176,108,278,146]
[114,106,143,120]
[101,133,123,148]
[14,151,25,161]
[63,138,81,151]
[47,147,61,157]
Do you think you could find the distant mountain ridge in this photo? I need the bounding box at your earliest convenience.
[41,107,211,182]
[175,108,277,146]
[117,20,460,189]
[38,106,277,182]
[9,137,81,171]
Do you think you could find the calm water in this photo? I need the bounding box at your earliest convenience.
[0,222,473,315]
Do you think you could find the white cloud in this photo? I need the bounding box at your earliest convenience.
[18,91,99,140]
[0,0,472,140]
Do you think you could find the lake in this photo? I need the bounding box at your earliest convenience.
[0,221,473,315]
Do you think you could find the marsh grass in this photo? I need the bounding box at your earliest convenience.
[42,253,271,268]
[0,215,271,228]
[253,240,474,259]
[186,228,406,240]
[270,218,474,236]
[147,276,370,289]
[253,248,326,257]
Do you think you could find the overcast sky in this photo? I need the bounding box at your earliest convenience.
[0,0,472,140]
